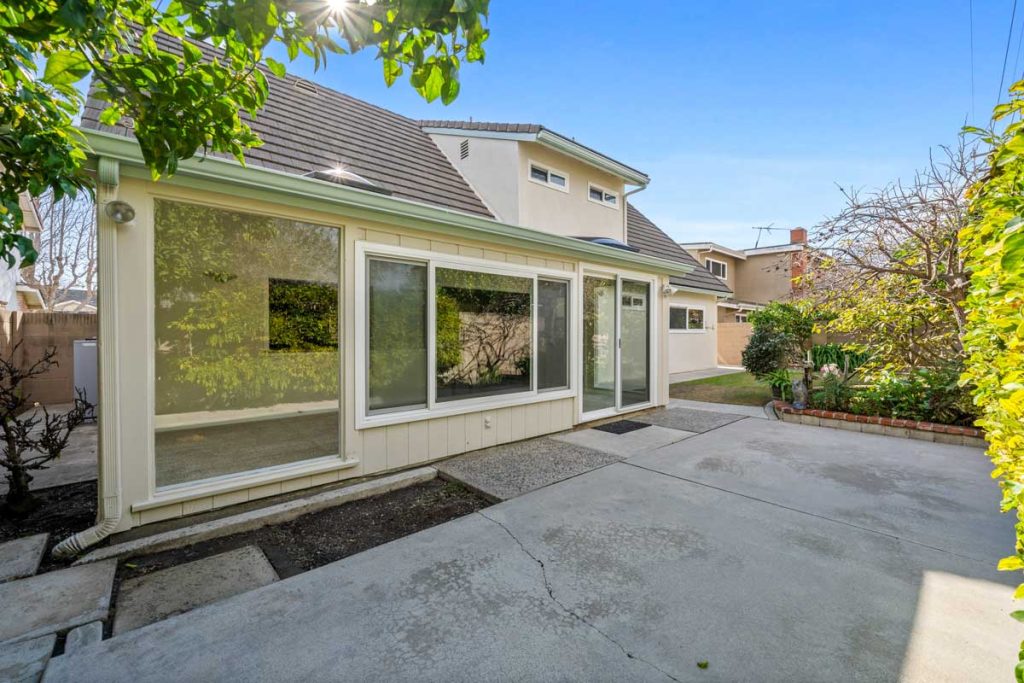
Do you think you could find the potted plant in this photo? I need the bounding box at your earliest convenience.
[760,369,793,402]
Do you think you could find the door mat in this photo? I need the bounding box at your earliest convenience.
[592,420,651,435]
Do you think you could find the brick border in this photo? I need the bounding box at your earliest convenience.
[773,401,986,447]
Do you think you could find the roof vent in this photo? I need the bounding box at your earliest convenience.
[459,139,470,160]
[293,79,319,96]
[304,168,392,195]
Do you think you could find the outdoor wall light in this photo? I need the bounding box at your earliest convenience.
[104,200,136,224]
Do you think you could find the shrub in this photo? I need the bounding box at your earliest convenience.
[846,365,976,425]
[812,371,853,412]
[742,327,791,378]
[759,368,794,401]
[811,343,869,373]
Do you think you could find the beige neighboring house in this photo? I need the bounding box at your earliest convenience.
[680,228,809,364]
[52,288,97,313]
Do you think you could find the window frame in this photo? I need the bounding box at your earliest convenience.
[355,241,575,429]
[668,304,707,333]
[528,160,570,193]
[587,182,619,208]
[704,257,728,280]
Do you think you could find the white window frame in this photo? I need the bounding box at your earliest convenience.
[668,304,706,333]
[528,160,570,193]
[735,313,748,323]
[587,182,619,208]
[705,257,728,280]
[355,241,575,429]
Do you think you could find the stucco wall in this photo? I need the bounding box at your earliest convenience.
[108,176,670,529]
[517,142,625,240]
[734,252,794,303]
[0,311,97,405]
[684,249,737,292]
[666,291,717,373]
[717,322,753,366]
[428,134,520,224]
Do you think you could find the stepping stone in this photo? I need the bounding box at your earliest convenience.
[0,560,115,644]
[636,407,747,433]
[0,633,55,683]
[113,545,278,635]
[436,437,621,501]
[63,621,102,655]
[553,424,694,458]
[0,534,48,583]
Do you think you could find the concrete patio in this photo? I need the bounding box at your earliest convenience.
[43,408,1018,682]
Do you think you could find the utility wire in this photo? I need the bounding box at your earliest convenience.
[998,0,1020,107]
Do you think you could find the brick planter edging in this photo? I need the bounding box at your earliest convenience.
[773,401,986,447]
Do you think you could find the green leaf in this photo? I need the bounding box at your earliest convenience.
[265,57,286,78]
[697,661,709,670]
[999,556,1024,572]
[1001,231,1024,273]
[1011,610,1024,622]
[43,51,91,86]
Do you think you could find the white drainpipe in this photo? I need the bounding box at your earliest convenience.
[53,158,124,559]
[622,183,647,242]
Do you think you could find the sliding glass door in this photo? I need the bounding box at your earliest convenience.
[582,274,653,417]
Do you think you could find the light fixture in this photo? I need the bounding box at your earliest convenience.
[104,201,135,224]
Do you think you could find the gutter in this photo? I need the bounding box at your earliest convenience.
[52,157,123,559]
[82,130,692,279]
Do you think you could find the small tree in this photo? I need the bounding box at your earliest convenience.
[0,345,90,515]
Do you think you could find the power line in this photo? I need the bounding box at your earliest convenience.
[998,0,1020,106]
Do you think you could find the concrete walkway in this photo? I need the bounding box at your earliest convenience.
[668,366,743,384]
[0,409,97,495]
[45,412,1018,682]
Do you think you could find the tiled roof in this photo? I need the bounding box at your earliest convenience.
[418,120,542,134]
[626,204,732,295]
[80,35,493,218]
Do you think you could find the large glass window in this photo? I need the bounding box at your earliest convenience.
[153,200,339,488]
[538,279,569,391]
[583,275,617,413]
[620,280,651,407]
[435,268,533,402]
[367,258,428,412]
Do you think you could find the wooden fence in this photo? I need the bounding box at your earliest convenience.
[0,311,98,405]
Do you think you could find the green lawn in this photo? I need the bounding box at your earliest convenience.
[669,371,774,406]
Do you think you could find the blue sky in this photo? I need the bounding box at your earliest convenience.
[278,1,1013,248]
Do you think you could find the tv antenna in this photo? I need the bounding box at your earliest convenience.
[751,223,781,248]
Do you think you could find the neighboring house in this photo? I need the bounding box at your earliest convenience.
[52,288,97,313]
[0,195,46,312]
[71,35,714,535]
[680,228,810,364]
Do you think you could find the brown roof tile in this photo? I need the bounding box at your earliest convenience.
[626,204,732,294]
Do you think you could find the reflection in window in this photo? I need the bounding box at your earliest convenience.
[153,200,339,487]
[436,268,532,402]
[688,308,705,329]
[669,306,705,331]
[538,279,569,391]
[367,258,428,412]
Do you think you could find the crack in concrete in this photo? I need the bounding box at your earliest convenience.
[477,510,682,683]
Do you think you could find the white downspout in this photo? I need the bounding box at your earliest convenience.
[53,157,123,559]
[622,183,647,242]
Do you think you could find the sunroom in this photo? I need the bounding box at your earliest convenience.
[78,111,693,536]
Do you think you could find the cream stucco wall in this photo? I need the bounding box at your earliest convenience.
[666,290,718,374]
[105,174,669,529]
[427,134,520,224]
[517,142,626,241]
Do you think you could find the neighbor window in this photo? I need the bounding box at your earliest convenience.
[735,312,749,323]
[588,183,618,207]
[669,306,705,331]
[367,258,428,412]
[436,268,533,402]
[529,162,569,191]
[153,200,340,488]
[705,257,727,280]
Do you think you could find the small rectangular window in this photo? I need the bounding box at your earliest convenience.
[735,313,748,323]
[530,165,548,183]
[549,172,566,187]
[670,306,705,331]
[705,258,727,280]
[588,183,618,207]
[529,162,569,192]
